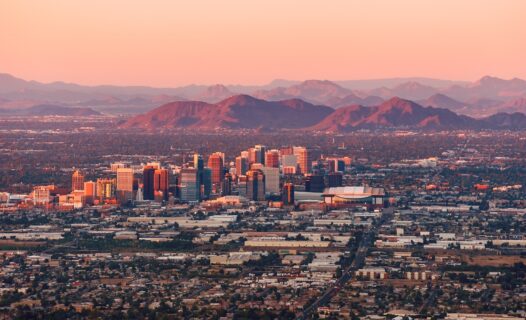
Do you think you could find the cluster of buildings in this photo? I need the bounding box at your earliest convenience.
[0,132,525,319]
[1,145,385,213]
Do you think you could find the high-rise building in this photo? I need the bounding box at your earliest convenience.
[281,154,298,168]
[142,166,156,200]
[180,168,200,202]
[265,150,280,168]
[293,146,312,175]
[146,162,161,170]
[222,173,233,196]
[235,156,249,176]
[110,162,127,172]
[336,159,345,172]
[193,153,204,171]
[305,174,324,192]
[202,168,212,199]
[328,158,346,173]
[208,152,224,185]
[280,146,294,156]
[282,183,295,205]
[136,187,144,201]
[84,181,96,205]
[261,167,280,194]
[96,178,116,200]
[117,168,133,191]
[250,163,264,170]
[169,176,179,199]
[255,145,266,165]
[71,170,84,191]
[327,172,343,187]
[247,145,266,165]
[214,152,226,164]
[116,168,134,202]
[154,169,169,201]
[248,148,257,164]
[247,169,265,201]
[237,175,247,197]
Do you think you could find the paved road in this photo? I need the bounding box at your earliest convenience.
[297,210,391,320]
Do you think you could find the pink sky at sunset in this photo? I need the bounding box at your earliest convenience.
[1,0,525,86]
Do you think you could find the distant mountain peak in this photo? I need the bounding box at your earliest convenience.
[205,84,230,92]
[217,94,261,105]
[382,96,415,106]
[193,84,235,103]
[302,79,339,85]
[121,94,333,130]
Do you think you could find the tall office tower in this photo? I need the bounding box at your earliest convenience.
[110,162,127,172]
[293,146,312,175]
[202,168,212,199]
[83,181,96,205]
[335,159,345,172]
[327,172,343,187]
[246,169,265,201]
[116,168,134,202]
[180,168,200,202]
[250,163,264,170]
[328,159,336,173]
[136,187,144,201]
[170,176,179,199]
[265,149,280,168]
[305,174,324,192]
[193,153,204,171]
[328,158,345,173]
[154,169,169,201]
[282,182,295,205]
[214,152,226,164]
[254,145,266,165]
[235,156,249,176]
[142,166,156,200]
[248,147,257,164]
[146,162,161,170]
[237,175,247,197]
[240,151,249,158]
[208,152,224,185]
[71,170,85,191]
[222,173,232,196]
[261,167,280,194]
[282,154,298,168]
[280,146,294,156]
[96,178,116,200]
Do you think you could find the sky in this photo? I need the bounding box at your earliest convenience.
[1,0,525,86]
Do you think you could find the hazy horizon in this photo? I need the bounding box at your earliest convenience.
[0,71,496,88]
[1,0,525,87]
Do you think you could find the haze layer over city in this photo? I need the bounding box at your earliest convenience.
[0,1,525,319]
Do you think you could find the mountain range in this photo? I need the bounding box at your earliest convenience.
[0,104,100,116]
[121,95,526,132]
[121,95,333,130]
[1,72,526,119]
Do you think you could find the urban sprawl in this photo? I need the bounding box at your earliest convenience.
[0,130,525,320]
